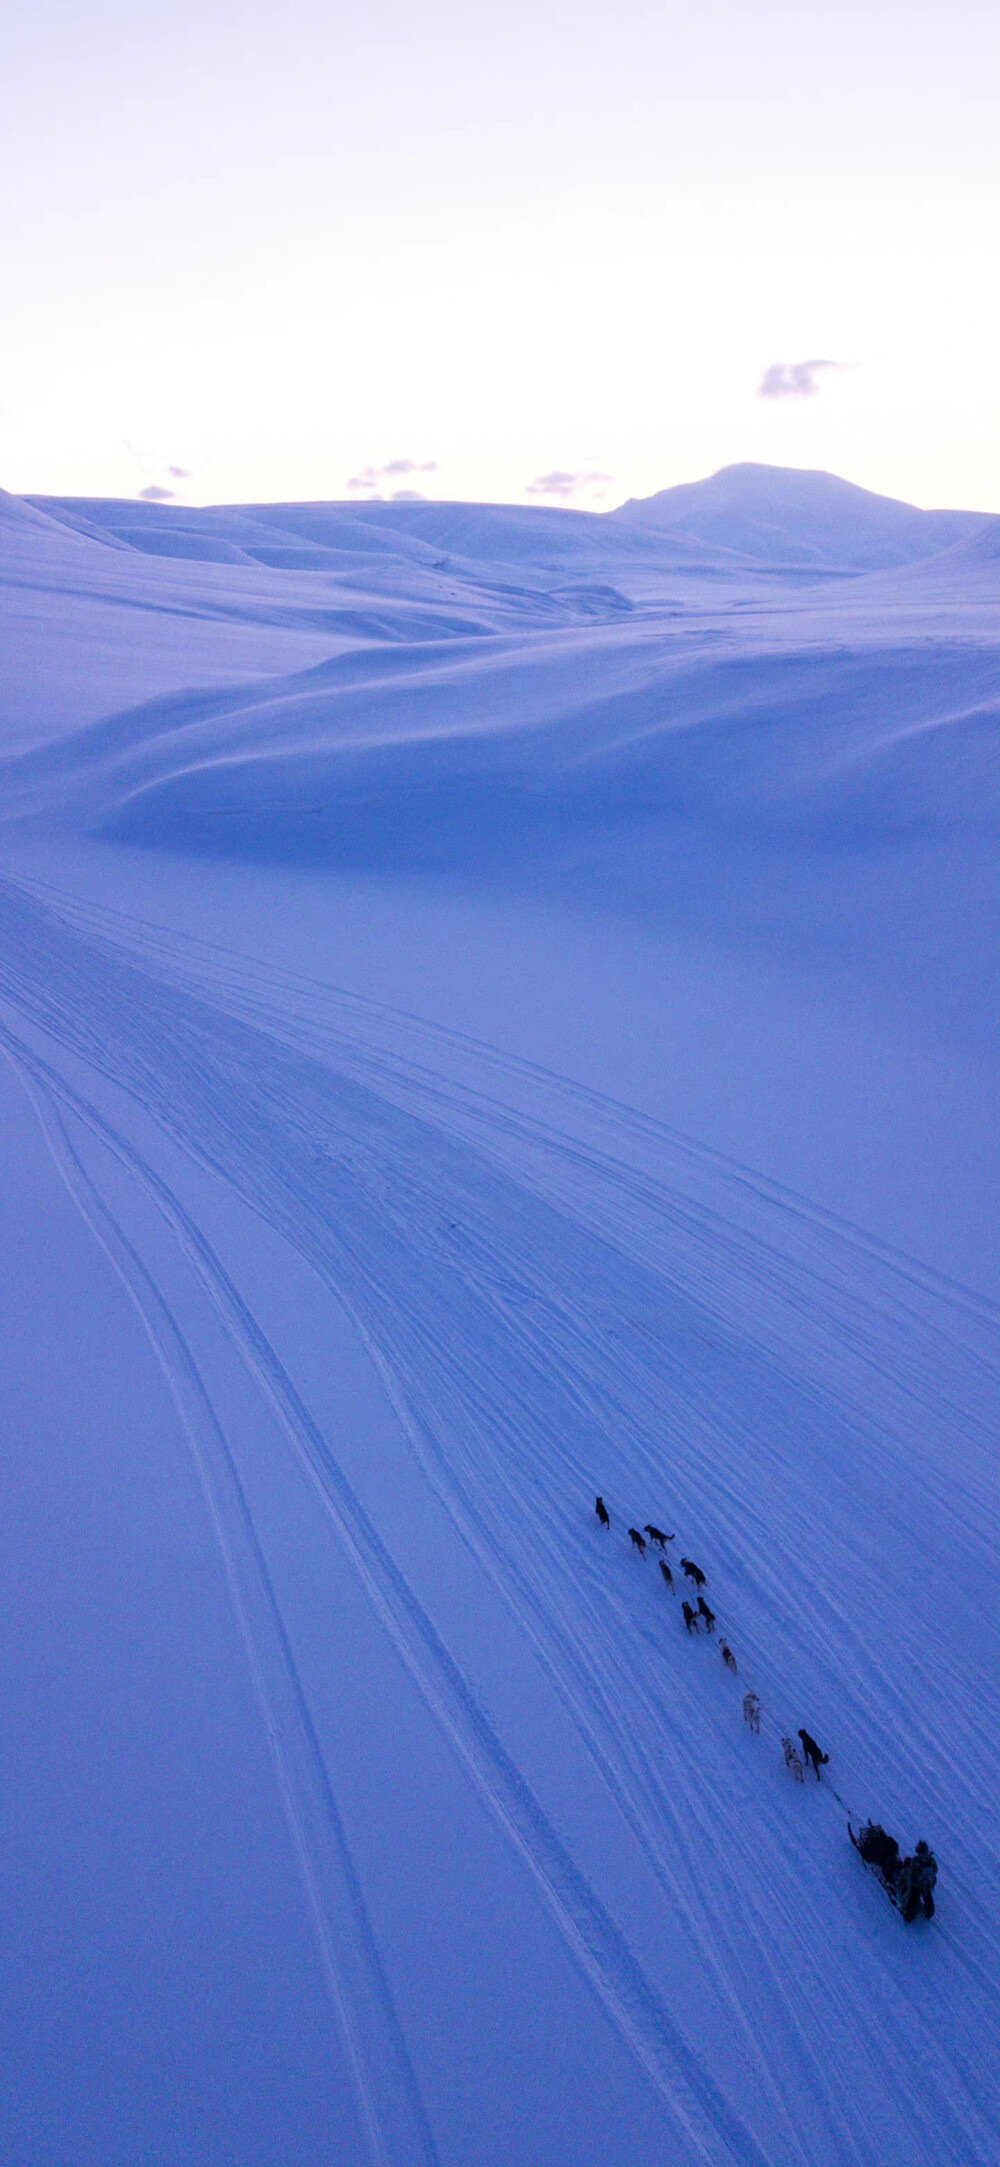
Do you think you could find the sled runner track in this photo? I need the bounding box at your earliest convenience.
[3,1044,932,2149]
[2,1036,781,2167]
[0,881,994,1868]
[0,874,996,2165]
[5,1050,442,2167]
[10,867,998,1340]
[3,872,994,1501]
[1,888,989,1837]
[7,874,996,1527]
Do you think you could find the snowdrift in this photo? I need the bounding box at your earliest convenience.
[6,497,995,1037]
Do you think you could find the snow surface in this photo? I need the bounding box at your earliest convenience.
[0,465,996,2165]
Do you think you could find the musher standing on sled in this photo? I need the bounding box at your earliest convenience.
[897,1841,937,1921]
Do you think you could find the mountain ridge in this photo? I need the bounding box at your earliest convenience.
[22,464,996,577]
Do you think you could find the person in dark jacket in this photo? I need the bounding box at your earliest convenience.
[899,1842,937,1922]
[798,1728,829,1779]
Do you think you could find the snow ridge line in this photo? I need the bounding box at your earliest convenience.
[3,1042,442,2167]
[2,1027,777,2167]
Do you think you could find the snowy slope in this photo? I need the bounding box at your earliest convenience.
[6,503,995,1043]
[0,469,996,2166]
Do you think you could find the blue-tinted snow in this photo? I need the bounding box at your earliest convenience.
[0,467,996,2165]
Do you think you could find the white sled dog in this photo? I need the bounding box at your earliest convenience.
[781,1735,805,1781]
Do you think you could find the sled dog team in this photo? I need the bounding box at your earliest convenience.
[594,1493,936,1921]
[596,1494,828,1767]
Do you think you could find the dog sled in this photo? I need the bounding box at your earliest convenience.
[849,1823,937,1921]
[850,1822,904,1909]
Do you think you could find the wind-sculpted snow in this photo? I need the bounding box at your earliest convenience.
[2,481,645,754]
[5,479,994,1034]
[0,872,995,2166]
[6,589,994,1051]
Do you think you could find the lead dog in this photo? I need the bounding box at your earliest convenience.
[798,1728,829,1779]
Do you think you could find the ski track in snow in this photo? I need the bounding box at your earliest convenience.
[1,896,774,2165]
[6,1063,443,2167]
[0,868,996,2167]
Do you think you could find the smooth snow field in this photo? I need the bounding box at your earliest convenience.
[0,466,997,2166]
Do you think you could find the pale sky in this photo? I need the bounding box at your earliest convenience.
[3,0,997,511]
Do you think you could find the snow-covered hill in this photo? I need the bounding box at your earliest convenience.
[612,463,992,569]
[0,467,996,2165]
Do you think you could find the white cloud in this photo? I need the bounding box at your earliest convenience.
[123,440,199,494]
[757,359,843,399]
[524,469,614,499]
[347,458,437,492]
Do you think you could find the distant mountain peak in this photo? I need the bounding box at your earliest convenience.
[612,463,987,570]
